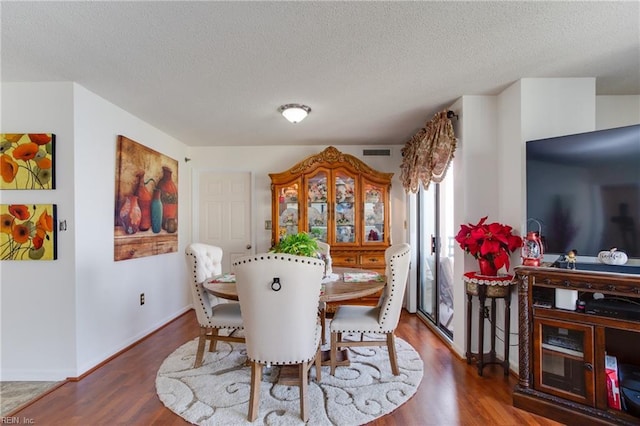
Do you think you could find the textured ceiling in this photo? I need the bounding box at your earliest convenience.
[2,1,639,147]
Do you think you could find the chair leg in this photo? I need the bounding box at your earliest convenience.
[194,328,208,368]
[330,332,338,375]
[248,361,262,421]
[386,333,400,375]
[320,308,326,345]
[315,347,322,382]
[299,361,309,422]
[209,328,220,352]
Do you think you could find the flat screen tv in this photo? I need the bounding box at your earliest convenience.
[526,124,640,265]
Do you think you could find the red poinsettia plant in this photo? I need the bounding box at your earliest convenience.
[455,216,523,272]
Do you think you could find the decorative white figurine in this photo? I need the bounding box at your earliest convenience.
[598,248,628,265]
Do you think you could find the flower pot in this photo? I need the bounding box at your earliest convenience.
[478,259,498,276]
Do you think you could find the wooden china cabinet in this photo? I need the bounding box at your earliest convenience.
[269,146,393,309]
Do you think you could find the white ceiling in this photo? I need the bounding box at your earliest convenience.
[2,1,639,148]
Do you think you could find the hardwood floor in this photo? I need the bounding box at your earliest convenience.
[11,310,561,425]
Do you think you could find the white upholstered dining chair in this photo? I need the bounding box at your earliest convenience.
[233,253,325,422]
[185,243,244,368]
[316,241,331,344]
[316,241,331,267]
[329,243,411,376]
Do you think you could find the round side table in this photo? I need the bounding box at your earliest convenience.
[464,272,514,376]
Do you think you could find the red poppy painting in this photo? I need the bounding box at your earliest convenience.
[1,204,57,260]
[0,133,55,189]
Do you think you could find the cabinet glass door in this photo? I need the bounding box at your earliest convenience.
[534,318,594,405]
[363,182,384,243]
[276,183,299,240]
[334,170,356,244]
[306,171,328,242]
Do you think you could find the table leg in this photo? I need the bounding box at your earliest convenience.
[280,349,350,385]
[477,288,486,376]
[490,298,497,359]
[321,348,349,367]
[466,292,473,364]
[504,289,512,376]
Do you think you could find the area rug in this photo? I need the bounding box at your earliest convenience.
[156,333,423,425]
[0,381,62,416]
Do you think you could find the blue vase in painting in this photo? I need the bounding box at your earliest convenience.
[151,188,163,233]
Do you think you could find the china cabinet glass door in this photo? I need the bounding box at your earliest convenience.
[363,181,384,243]
[334,170,356,244]
[276,182,299,240]
[306,171,328,242]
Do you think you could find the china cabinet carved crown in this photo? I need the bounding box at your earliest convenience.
[269,146,393,276]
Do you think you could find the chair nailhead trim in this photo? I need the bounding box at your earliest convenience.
[187,251,242,331]
[232,253,323,267]
[250,356,316,365]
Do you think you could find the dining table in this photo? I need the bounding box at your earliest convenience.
[203,266,386,304]
[203,266,386,384]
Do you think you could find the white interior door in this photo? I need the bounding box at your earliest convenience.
[197,171,252,272]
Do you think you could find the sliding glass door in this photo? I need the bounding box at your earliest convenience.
[417,168,455,338]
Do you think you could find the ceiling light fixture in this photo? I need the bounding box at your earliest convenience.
[279,104,311,124]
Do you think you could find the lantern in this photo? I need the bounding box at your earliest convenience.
[522,219,544,266]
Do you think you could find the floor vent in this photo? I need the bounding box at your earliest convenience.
[362,149,391,156]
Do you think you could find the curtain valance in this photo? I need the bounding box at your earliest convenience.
[400,110,457,193]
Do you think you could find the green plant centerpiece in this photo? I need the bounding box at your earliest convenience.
[272,232,319,258]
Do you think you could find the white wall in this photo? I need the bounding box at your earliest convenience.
[502,78,595,373]
[450,79,631,373]
[521,78,596,141]
[449,98,464,351]
[73,84,191,375]
[596,95,640,129]
[497,81,524,234]
[1,83,78,379]
[450,95,500,357]
[1,83,192,380]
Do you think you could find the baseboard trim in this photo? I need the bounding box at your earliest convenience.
[68,308,193,382]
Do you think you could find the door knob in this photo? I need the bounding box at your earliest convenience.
[246,244,252,250]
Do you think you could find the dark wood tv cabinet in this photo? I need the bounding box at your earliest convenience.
[513,266,640,426]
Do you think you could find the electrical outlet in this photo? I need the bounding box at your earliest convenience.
[483,306,490,318]
[140,293,145,305]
